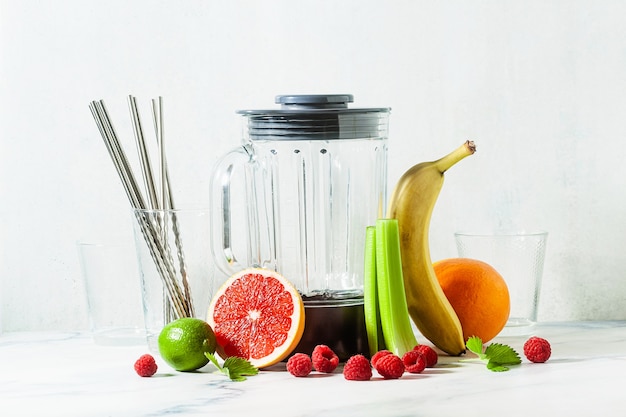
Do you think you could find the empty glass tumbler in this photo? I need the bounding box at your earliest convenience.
[455,231,548,336]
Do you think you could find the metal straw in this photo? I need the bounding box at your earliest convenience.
[150,98,194,312]
[129,95,174,320]
[128,96,160,210]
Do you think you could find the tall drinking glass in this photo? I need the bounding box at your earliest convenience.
[132,208,214,352]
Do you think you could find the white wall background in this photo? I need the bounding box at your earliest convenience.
[1,0,625,332]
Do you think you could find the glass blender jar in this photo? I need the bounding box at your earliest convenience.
[211,94,389,360]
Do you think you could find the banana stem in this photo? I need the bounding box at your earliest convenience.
[434,140,476,173]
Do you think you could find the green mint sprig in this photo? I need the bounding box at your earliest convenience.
[466,336,521,372]
[205,352,259,381]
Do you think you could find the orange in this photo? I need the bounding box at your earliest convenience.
[433,258,510,343]
[207,268,305,368]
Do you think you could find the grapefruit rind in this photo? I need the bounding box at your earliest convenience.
[207,268,305,368]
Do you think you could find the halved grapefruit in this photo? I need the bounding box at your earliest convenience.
[207,268,305,368]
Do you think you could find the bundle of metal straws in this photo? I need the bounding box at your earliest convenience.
[88,96,194,319]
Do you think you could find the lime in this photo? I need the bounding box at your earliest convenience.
[157,317,217,371]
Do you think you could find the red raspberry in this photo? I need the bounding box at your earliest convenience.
[343,354,372,381]
[523,336,551,363]
[413,344,438,367]
[370,350,393,368]
[373,353,404,379]
[312,344,339,373]
[287,353,313,377]
[402,350,426,374]
[134,354,157,377]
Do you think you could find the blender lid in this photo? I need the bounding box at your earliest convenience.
[237,94,389,114]
[237,94,390,140]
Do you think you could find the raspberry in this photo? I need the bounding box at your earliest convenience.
[312,344,339,373]
[523,336,551,363]
[286,353,313,377]
[373,353,404,379]
[343,354,372,381]
[370,350,393,368]
[134,354,157,377]
[413,344,438,367]
[402,350,426,374]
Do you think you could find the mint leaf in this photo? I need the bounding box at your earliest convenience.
[485,343,521,366]
[205,351,221,369]
[204,352,258,382]
[486,361,510,372]
[221,365,232,379]
[466,336,488,360]
[465,337,521,372]
[223,356,259,381]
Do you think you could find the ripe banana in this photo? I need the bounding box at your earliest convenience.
[387,140,476,356]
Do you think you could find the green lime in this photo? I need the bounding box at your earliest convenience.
[157,317,217,372]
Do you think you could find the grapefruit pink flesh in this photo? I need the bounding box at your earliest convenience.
[207,268,305,368]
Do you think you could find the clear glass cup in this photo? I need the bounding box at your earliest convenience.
[455,231,548,336]
[132,208,214,353]
[77,242,146,346]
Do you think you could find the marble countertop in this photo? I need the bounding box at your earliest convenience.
[1,321,625,416]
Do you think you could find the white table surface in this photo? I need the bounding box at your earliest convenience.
[1,321,625,416]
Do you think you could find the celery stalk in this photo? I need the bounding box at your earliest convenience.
[375,219,418,356]
[364,226,382,357]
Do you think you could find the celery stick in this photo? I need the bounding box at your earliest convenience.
[364,226,381,357]
[375,219,418,356]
